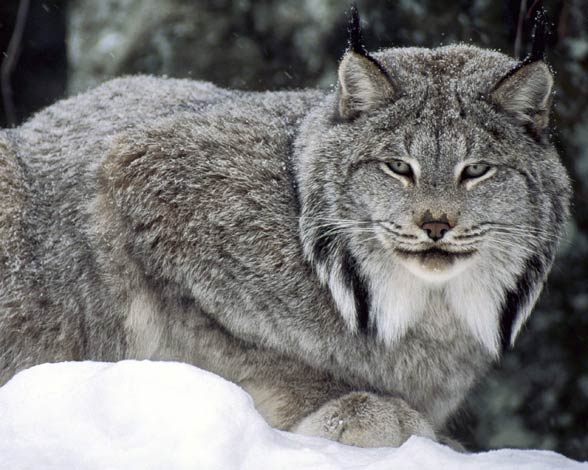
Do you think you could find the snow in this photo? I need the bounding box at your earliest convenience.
[0,361,585,470]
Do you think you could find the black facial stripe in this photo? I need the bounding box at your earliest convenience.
[413,86,429,120]
[341,248,371,334]
[285,143,302,216]
[515,168,550,227]
[518,168,539,195]
[500,254,545,351]
[312,226,336,265]
[455,87,467,119]
[550,197,567,234]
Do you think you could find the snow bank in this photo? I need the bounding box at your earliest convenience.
[0,361,584,470]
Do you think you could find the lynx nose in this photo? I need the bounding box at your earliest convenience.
[421,221,452,241]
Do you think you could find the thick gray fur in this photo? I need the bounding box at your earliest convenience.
[0,44,571,447]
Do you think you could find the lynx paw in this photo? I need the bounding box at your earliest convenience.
[292,392,436,448]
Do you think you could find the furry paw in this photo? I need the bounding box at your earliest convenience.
[291,392,436,448]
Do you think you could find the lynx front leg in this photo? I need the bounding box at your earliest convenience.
[240,361,437,448]
[292,392,436,448]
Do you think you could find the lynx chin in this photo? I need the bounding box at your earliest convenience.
[0,11,570,449]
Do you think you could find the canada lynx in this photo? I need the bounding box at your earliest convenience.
[0,12,570,448]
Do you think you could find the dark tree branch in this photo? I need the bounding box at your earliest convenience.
[1,0,31,127]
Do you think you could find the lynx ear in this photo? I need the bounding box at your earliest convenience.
[337,52,397,119]
[337,6,397,120]
[490,61,554,132]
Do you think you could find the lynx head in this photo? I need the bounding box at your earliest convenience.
[295,13,571,357]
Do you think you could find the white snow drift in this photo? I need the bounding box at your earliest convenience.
[0,360,584,470]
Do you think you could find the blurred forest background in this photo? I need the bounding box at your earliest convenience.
[1,0,586,460]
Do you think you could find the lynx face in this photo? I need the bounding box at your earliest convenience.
[296,45,570,353]
[343,116,537,284]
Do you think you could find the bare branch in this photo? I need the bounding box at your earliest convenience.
[1,0,31,127]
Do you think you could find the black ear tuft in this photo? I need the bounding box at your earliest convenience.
[347,4,368,56]
[525,7,548,64]
[338,5,399,120]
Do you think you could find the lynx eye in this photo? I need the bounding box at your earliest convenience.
[460,163,491,181]
[383,160,413,178]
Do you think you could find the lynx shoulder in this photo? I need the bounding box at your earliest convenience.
[0,34,571,448]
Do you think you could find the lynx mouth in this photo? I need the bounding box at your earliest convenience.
[394,247,477,262]
[394,247,477,278]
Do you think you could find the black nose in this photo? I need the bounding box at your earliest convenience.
[421,221,451,241]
